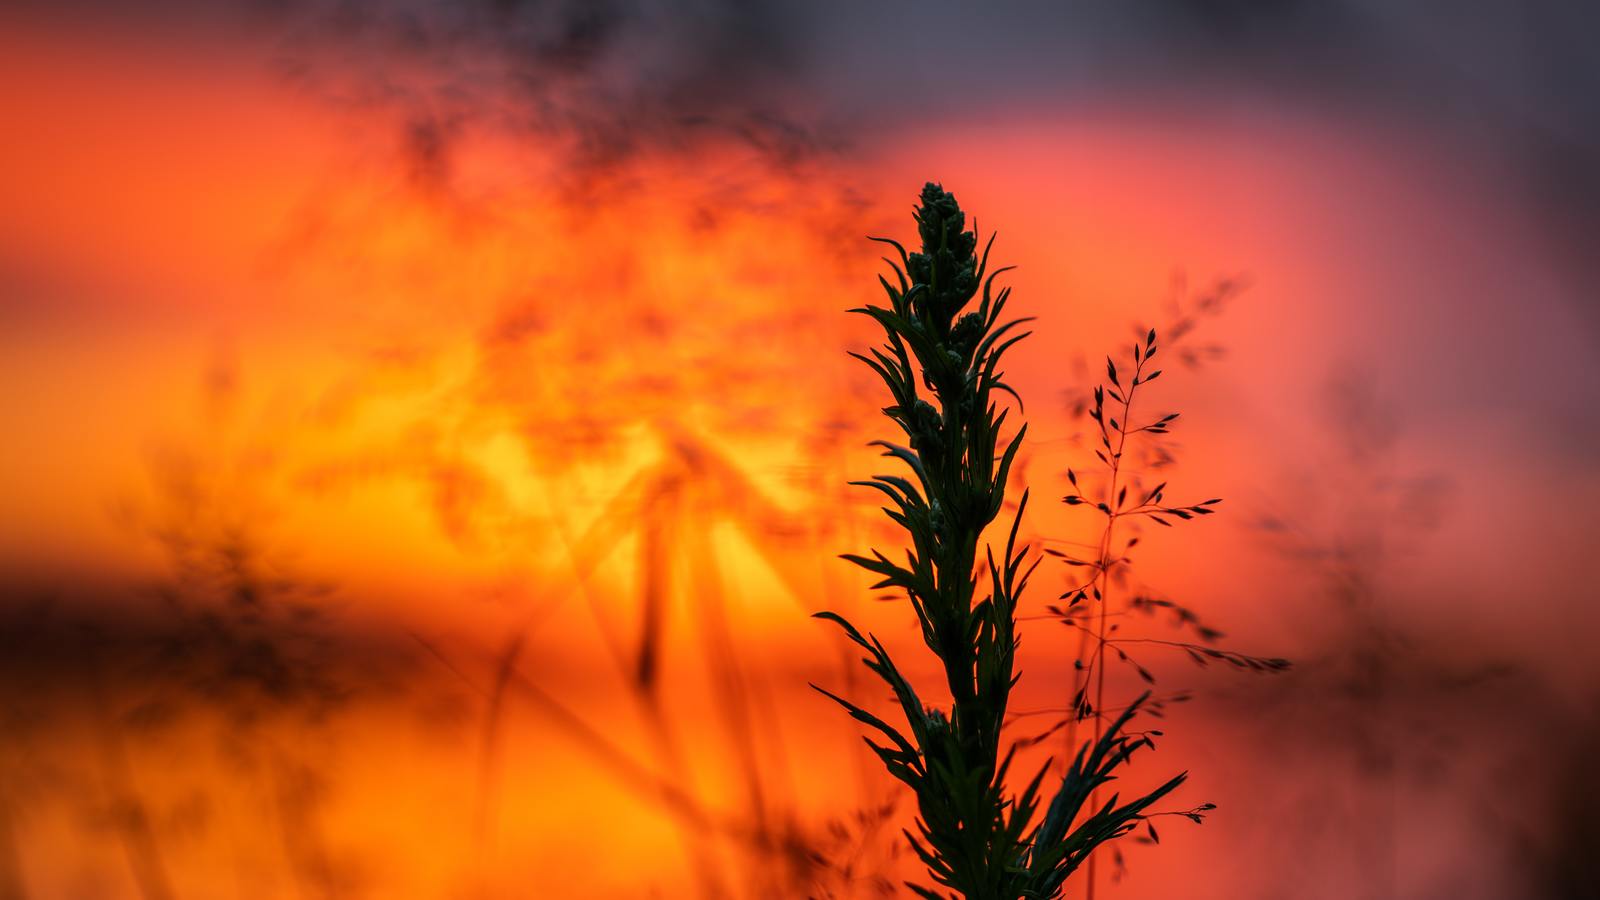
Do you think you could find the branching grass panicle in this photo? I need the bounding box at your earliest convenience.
[1038,286,1290,895]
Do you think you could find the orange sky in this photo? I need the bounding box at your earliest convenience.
[2,7,1599,899]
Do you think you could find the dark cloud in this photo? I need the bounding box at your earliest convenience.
[263,0,813,183]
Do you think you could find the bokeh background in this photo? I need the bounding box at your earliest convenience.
[3,2,1598,898]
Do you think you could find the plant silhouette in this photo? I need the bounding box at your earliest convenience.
[815,183,1185,899]
[1042,291,1290,895]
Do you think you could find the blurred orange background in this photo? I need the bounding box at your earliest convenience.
[2,4,1598,898]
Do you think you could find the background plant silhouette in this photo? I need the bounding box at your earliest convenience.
[816,183,1185,899]
[1037,294,1290,895]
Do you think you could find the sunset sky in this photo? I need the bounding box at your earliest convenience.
[2,3,1598,898]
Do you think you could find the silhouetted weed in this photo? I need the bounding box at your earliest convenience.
[815,183,1186,899]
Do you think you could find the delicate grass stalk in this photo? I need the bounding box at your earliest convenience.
[1048,302,1290,894]
[518,433,899,895]
[1069,332,1182,896]
[86,655,175,900]
[470,631,523,895]
[815,183,1184,899]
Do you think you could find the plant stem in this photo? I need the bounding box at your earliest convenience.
[1084,351,1144,900]
[820,184,1186,899]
